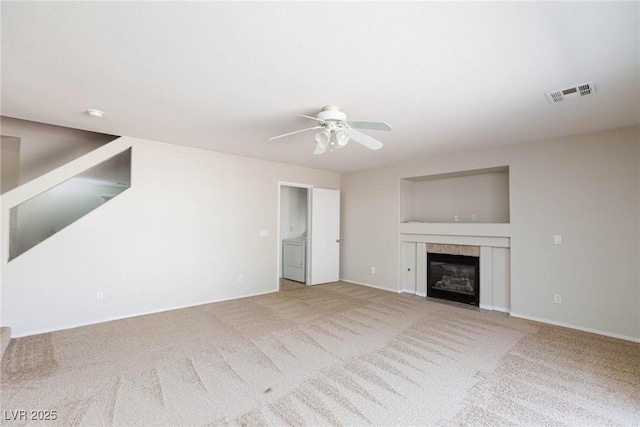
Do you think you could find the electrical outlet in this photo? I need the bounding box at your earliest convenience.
[471,214,477,222]
[371,267,376,274]
[259,230,269,237]
[554,294,562,304]
[239,274,244,282]
[96,291,104,301]
[454,215,459,222]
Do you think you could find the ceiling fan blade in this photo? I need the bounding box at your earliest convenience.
[350,129,384,150]
[346,121,392,131]
[268,126,322,140]
[300,114,322,122]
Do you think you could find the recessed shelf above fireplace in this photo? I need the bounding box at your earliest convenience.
[400,166,510,224]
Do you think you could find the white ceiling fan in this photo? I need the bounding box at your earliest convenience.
[269,105,392,155]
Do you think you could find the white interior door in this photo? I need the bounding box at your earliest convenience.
[310,188,340,285]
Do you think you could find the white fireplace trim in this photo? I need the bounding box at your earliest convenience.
[416,242,427,296]
[401,233,509,248]
[479,246,492,309]
[400,232,511,312]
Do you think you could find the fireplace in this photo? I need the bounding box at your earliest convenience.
[427,253,479,306]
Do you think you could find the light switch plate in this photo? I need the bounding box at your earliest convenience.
[554,235,562,245]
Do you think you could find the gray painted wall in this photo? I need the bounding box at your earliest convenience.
[341,126,640,340]
[1,137,339,336]
[0,136,20,194]
[0,116,116,189]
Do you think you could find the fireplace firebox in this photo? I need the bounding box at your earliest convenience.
[427,253,479,306]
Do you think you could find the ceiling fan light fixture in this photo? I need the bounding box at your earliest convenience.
[315,129,331,146]
[335,129,350,147]
[313,130,330,155]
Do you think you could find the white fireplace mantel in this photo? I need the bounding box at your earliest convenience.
[399,223,511,312]
[399,222,510,238]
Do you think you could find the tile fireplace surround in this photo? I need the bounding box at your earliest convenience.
[427,243,480,257]
[399,223,510,312]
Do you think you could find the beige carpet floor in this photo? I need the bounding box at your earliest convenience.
[280,278,306,292]
[1,282,639,426]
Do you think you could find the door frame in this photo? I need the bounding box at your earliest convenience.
[277,181,313,289]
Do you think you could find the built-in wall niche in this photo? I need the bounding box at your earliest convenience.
[400,166,510,224]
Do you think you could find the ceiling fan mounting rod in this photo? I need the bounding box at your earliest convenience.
[317,108,347,122]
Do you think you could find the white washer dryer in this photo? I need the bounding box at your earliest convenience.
[283,238,306,283]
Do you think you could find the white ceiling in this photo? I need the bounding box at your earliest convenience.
[2,2,639,172]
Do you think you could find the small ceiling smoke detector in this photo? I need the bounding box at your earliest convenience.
[87,109,104,118]
[545,82,596,104]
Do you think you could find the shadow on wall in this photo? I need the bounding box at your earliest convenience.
[0,116,118,194]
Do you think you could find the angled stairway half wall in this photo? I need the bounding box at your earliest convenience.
[1,137,133,262]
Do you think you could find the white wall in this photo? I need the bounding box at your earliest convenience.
[1,137,339,336]
[0,116,116,188]
[341,126,640,341]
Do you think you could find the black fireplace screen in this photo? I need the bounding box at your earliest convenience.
[427,253,479,306]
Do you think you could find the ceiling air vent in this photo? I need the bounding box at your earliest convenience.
[545,81,596,104]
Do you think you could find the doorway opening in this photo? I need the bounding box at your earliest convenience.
[278,183,311,290]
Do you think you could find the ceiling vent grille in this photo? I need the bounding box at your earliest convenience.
[545,81,596,104]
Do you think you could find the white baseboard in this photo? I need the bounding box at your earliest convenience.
[398,290,430,298]
[510,312,640,343]
[12,288,279,338]
[339,278,399,293]
[479,304,510,313]
[399,289,427,297]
